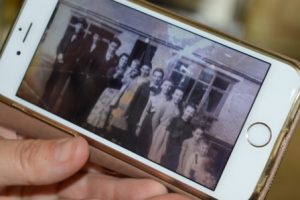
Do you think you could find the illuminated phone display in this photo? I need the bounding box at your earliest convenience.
[16,0,270,191]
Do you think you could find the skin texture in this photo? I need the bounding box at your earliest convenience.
[0,127,191,200]
[151,71,163,87]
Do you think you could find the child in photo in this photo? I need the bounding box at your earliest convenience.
[177,127,205,174]
[182,138,217,188]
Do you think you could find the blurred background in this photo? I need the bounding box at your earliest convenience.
[0,0,299,199]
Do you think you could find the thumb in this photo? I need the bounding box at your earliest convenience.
[0,136,89,186]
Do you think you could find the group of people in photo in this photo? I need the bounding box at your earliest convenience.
[40,17,217,188]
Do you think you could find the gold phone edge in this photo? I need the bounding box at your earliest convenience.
[1,0,300,199]
[250,89,300,200]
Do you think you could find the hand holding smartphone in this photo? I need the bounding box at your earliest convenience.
[0,0,300,199]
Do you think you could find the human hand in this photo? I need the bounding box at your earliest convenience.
[0,128,190,200]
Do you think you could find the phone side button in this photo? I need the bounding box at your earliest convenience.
[246,122,272,148]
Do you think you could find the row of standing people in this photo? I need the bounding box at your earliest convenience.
[84,57,216,187]
[41,19,123,124]
[40,19,217,187]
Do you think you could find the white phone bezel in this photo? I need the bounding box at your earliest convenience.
[0,0,300,199]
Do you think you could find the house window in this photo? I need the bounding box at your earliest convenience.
[169,61,236,119]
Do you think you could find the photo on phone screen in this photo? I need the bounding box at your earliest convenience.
[16,0,270,190]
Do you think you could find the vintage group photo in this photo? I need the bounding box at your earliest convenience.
[17,0,270,190]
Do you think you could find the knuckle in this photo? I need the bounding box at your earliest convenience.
[14,140,43,184]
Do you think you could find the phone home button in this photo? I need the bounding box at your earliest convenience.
[246,122,272,148]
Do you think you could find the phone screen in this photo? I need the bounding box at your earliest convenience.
[16,0,270,190]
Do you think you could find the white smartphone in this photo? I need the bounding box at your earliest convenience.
[1,0,300,199]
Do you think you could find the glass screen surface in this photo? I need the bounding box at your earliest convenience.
[17,0,270,190]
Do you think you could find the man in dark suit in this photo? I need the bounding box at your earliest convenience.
[106,53,129,89]
[69,37,121,125]
[41,18,87,110]
[57,32,103,121]
[126,68,164,150]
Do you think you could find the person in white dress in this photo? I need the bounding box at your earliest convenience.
[177,127,205,174]
[180,136,216,189]
[86,54,129,131]
[147,88,184,163]
[136,79,174,157]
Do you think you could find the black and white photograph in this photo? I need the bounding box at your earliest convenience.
[17,0,270,190]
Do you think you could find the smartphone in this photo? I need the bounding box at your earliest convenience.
[0,0,300,199]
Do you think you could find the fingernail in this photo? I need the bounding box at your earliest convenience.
[54,138,76,162]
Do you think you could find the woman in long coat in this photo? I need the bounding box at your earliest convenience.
[147,88,184,163]
[136,80,174,157]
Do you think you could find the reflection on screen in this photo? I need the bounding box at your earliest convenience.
[17,0,270,190]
